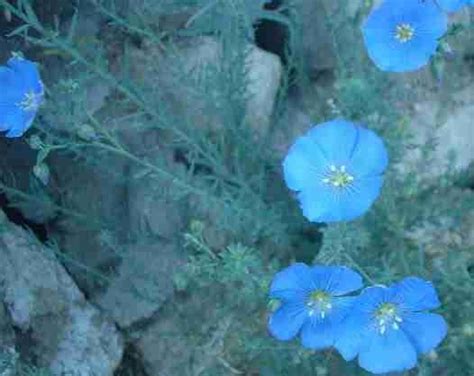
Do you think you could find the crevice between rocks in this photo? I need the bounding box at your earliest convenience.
[254,0,289,64]
[0,193,49,243]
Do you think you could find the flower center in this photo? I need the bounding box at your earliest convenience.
[322,165,354,188]
[374,303,403,335]
[306,290,332,319]
[17,90,43,112]
[395,23,415,43]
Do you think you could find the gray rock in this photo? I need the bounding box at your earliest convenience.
[0,305,15,350]
[86,130,187,328]
[126,132,187,240]
[0,304,16,374]
[135,288,225,376]
[49,125,187,327]
[0,211,124,375]
[131,37,282,137]
[405,188,474,259]
[294,0,361,75]
[95,241,184,328]
[399,84,474,180]
[49,151,129,296]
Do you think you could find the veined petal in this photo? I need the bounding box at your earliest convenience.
[298,174,383,223]
[296,184,336,223]
[358,328,417,374]
[0,103,37,138]
[437,0,469,12]
[334,310,371,361]
[0,67,25,104]
[392,277,441,311]
[309,266,363,296]
[349,126,388,177]
[305,120,359,165]
[342,175,384,220]
[401,312,447,354]
[269,263,314,301]
[5,111,36,138]
[268,301,307,341]
[301,297,356,350]
[7,57,44,94]
[283,135,327,192]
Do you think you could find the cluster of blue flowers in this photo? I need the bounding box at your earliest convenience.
[362,0,472,72]
[268,264,447,374]
[0,54,43,138]
[273,1,470,372]
[0,2,464,373]
[273,119,448,373]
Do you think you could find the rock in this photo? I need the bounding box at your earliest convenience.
[0,347,19,376]
[0,211,124,375]
[131,36,282,137]
[95,241,184,328]
[270,95,313,159]
[405,188,474,258]
[294,0,362,75]
[87,130,186,328]
[0,305,15,350]
[126,132,187,240]
[135,288,225,376]
[399,84,474,180]
[49,151,129,296]
[245,45,283,136]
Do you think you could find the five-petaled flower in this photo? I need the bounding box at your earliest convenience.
[268,263,363,350]
[362,0,448,72]
[0,55,44,138]
[283,119,388,223]
[334,277,448,375]
[437,0,473,12]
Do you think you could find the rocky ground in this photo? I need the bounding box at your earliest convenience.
[0,0,472,375]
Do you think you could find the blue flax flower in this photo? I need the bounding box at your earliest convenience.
[283,119,388,223]
[268,263,363,349]
[334,277,448,375]
[437,0,473,12]
[362,0,448,72]
[0,55,44,138]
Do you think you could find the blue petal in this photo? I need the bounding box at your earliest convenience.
[7,57,43,94]
[0,104,36,138]
[269,263,313,301]
[308,266,363,296]
[268,300,308,341]
[392,277,441,311]
[305,120,359,165]
[334,311,371,361]
[401,312,447,354]
[356,285,391,312]
[343,175,384,220]
[0,67,25,104]
[5,112,35,138]
[297,174,383,223]
[301,297,356,350]
[437,0,469,12]
[283,134,328,192]
[348,126,388,177]
[358,329,417,374]
[362,0,447,72]
[334,286,387,360]
[296,184,337,223]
